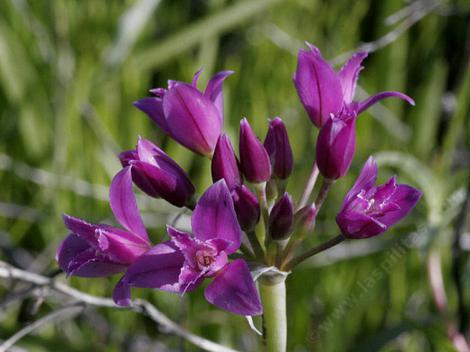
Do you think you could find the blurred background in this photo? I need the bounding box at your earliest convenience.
[0,0,469,351]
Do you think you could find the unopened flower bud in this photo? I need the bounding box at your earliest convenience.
[119,137,195,207]
[268,193,294,240]
[231,185,260,232]
[316,111,357,180]
[239,118,271,183]
[264,117,294,180]
[211,134,242,190]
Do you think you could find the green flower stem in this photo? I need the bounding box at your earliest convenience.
[260,276,287,352]
[255,182,272,262]
[297,160,319,210]
[247,230,265,259]
[283,234,345,270]
[239,242,255,259]
[313,178,334,211]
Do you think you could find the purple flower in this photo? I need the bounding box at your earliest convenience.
[211,134,242,190]
[119,137,195,207]
[239,118,271,183]
[264,117,294,180]
[316,110,357,180]
[293,43,414,127]
[113,180,262,316]
[268,193,294,240]
[231,184,260,232]
[56,167,151,277]
[336,157,422,239]
[134,69,233,156]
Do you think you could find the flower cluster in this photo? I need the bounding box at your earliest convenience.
[56,44,422,320]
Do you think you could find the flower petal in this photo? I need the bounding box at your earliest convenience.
[163,83,222,156]
[204,70,234,121]
[133,97,170,134]
[95,227,149,264]
[204,259,262,316]
[192,67,204,88]
[293,44,343,127]
[167,226,198,266]
[358,91,415,113]
[110,167,149,242]
[343,156,378,205]
[336,210,387,239]
[57,234,126,277]
[376,184,422,227]
[179,265,205,294]
[192,180,241,254]
[338,51,368,104]
[119,149,138,168]
[62,214,98,243]
[112,241,184,306]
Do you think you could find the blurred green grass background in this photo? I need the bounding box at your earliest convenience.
[0,0,469,351]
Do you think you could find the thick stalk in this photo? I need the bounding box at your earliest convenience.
[260,277,287,352]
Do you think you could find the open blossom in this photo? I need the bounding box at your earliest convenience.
[134,69,233,156]
[113,180,262,316]
[316,110,357,180]
[336,157,422,239]
[293,43,415,127]
[56,168,150,277]
[119,137,195,207]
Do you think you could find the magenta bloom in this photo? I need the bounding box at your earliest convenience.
[134,69,233,156]
[293,43,414,127]
[119,137,195,207]
[113,180,262,316]
[56,168,150,277]
[316,110,357,180]
[211,134,242,190]
[239,118,271,183]
[336,157,422,239]
[264,117,294,180]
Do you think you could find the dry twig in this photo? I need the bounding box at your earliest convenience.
[0,261,239,352]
